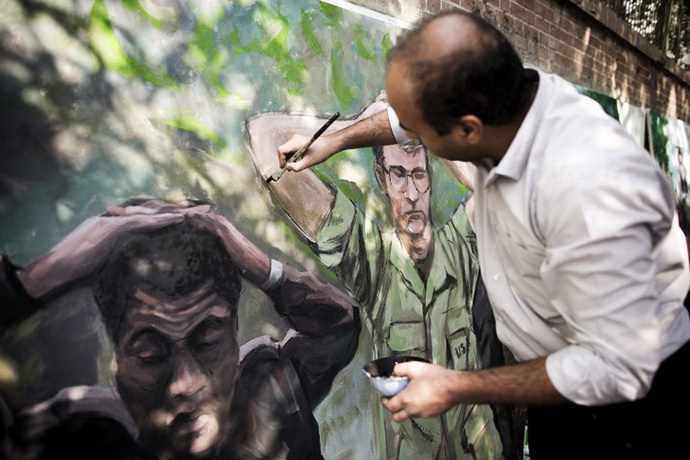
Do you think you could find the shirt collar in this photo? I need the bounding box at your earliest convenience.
[485,68,552,185]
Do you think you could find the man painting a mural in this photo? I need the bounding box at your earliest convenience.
[271,9,690,460]
[246,101,514,459]
[0,199,359,459]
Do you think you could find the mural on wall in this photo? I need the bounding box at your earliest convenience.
[245,100,514,459]
[0,0,408,458]
[2,0,688,457]
[576,86,690,248]
[4,199,359,459]
[648,113,690,251]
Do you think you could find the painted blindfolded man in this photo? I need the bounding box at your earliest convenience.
[1,199,359,459]
[272,9,690,460]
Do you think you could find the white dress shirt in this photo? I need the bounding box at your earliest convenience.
[388,69,690,405]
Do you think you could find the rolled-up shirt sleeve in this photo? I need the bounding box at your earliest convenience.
[539,157,690,405]
[387,107,411,144]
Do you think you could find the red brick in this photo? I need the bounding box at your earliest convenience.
[510,1,536,26]
[426,0,442,12]
[355,0,690,121]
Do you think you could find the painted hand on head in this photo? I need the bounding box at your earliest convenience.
[187,212,270,287]
[19,202,188,299]
[380,361,460,423]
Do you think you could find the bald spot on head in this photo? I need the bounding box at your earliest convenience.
[388,12,496,77]
[385,10,531,133]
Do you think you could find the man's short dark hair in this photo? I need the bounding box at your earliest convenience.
[93,220,242,343]
[372,139,426,166]
[388,10,534,134]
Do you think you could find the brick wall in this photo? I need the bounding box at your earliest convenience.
[345,0,690,121]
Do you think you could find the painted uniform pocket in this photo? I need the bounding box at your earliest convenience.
[387,321,426,356]
[446,313,474,370]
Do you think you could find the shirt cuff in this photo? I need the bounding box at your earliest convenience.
[387,107,411,144]
[545,345,642,406]
[259,259,284,291]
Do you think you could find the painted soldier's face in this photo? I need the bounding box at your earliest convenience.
[379,144,432,246]
[114,280,239,459]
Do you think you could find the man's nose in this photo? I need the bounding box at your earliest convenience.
[404,175,419,201]
[167,351,206,399]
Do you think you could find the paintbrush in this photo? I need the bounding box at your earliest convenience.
[266,112,340,183]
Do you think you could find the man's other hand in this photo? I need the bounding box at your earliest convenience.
[380,361,461,422]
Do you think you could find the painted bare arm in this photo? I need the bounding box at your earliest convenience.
[245,103,392,241]
[189,211,358,334]
[380,358,568,422]
[196,208,361,408]
[1,202,204,328]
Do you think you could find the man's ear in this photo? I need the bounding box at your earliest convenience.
[374,162,388,195]
[451,115,483,145]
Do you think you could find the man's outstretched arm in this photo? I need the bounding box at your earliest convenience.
[265,264,360,410]
[246,102,394,241]
[277,108,395,172]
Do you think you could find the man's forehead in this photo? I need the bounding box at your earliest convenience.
[383,145,427,168]
[120,281,233,343]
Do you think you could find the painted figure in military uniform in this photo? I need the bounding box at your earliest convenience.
[246,101,509,459]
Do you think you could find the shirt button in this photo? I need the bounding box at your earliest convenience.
[493,273,502,281]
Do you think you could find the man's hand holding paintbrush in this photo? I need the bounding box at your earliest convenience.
[276,108,396,176]
[270,112,340,182]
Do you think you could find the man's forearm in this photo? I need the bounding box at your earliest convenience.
[449,357,567,406]
[383,357,568,422]
[326,109,396,151]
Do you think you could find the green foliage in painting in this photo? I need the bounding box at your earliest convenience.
[320,1,343,27]
[301,11,325,58]
[650,112,671,173]
[330,42,355,107]
[233,3,307,94]
[122,0,163,29]
[88,0,177,88]
[353,25,377,61]
[164,116,227,149]
[382,32,393,61]
[187,16,231,96]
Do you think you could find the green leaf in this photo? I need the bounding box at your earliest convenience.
[88,0,177,88]
[353,24,376,61]
[301,11,324,58]
[164,116,227,148]
[121,0,163,29]
[330,43,354,106]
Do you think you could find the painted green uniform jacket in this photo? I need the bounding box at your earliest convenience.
[317,190,502,459]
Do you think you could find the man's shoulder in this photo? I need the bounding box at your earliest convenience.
[234,337,324,460]
[8,386,145,458]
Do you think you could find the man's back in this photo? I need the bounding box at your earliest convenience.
[473,68,690,406]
